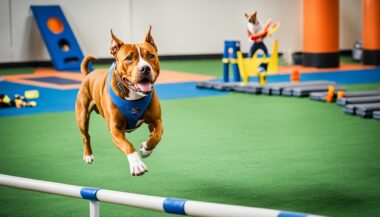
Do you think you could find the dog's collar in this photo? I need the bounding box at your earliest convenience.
[113,70,126,94]
[107,63,153,131]
[112,63,127,94]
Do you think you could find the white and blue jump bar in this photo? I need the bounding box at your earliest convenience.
[0,174,323,217]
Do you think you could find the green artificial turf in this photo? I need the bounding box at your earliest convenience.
[340,56,360,64]
[1,89,380,217]
[0,67,35,75]
[344,83,380,91]
[159,59,222,77]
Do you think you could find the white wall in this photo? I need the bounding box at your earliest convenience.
[340,0,362,49]
[0,0,362,63]
[131,0,303,55]
[0,0,12,62]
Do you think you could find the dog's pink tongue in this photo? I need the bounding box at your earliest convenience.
[137,82,152,92]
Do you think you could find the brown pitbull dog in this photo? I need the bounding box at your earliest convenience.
[75,26,163,176]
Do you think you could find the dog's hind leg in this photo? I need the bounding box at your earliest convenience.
[75,93,96,164]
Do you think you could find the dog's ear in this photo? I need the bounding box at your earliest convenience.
[253,11,257,16]
[110,29,124,56]
[144,25,157,51]
[244,13,250,19]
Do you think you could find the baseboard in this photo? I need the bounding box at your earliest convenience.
[0,61,54,68]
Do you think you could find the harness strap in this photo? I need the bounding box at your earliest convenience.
[107,63,153,131]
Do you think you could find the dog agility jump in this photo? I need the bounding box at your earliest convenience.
[0,174,323,217]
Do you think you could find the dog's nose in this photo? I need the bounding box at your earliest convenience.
[138,65,151,74]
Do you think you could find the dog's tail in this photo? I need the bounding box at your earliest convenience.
[81,55,96,76]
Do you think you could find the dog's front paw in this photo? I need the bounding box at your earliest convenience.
[83,154,94,164]
[140,142,153,158]
[127,152,148,176]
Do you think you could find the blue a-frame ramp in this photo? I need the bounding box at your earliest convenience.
[31,5,87,71]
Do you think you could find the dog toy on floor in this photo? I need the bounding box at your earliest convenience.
[0,93,37,109]
[0,94,12,108]
[13,94,37,108]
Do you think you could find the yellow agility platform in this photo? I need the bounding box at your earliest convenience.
[237,39,279,84]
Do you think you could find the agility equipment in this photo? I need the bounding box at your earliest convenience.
[309,92,328,101]
[344,103,380,117]
[355,103,380,118]
[309,91,341,102]
[0,174,323,217]
[237,40,279,84]
[261,81,292,95]
[262,81,335,96]
[313,90,380,102]
[196,81,252,91]
[292,85,345,97]
[196,81,241,91]
[222,41,241,82]
[212,82,242,91]
[342,90,380,97]
[259,73,267,85]
[31,5,87,71]
[232,83,263,94]
[373,111,380,120]
[195,81,221,89]
[337,96,380,106]
[280,81,336,96]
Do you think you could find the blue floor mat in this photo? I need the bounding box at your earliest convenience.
[1,67,379,117]
[0,81,229,117]
[25,76,82,85]
[254,68,380,84]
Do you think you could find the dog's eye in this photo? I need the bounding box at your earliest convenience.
[148,53,155,59]
[125,55,133,62]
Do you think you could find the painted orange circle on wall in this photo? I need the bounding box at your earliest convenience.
[47,17,64,34]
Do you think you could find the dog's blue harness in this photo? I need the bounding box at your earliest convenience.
[107,63,153,132]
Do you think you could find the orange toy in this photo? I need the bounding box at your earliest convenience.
[291,70,300,83]
[325,85,335,103]
[337,91,346,99]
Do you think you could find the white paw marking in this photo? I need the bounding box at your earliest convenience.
[127,152,148,176]
[140,142,153,158]
[83,155,94,164]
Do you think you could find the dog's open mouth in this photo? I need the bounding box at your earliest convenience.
[123,77,153,95]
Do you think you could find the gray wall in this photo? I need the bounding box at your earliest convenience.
[0,0,362,63]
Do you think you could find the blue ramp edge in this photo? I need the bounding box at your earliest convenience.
[163,198,187,215]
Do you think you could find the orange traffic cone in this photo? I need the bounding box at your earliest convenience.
[291,70,300,83]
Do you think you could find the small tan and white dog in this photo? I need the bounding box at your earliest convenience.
[75,26,163,176]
